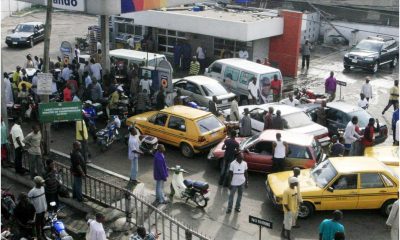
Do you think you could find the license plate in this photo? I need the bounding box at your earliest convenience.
[222,100,228,104]
[12,42,17,44]
[352,59,358,63]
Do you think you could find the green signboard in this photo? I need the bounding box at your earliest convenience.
[39,102,82,123]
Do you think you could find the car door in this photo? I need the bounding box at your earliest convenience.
[185,82,206,107]
[33,24,40,42]
[321,174,359,210]
[379,41,392,64]
[357,172,392,209]
[243,141,273,172]
[208,62,223,80]
[248,108,264,134]
[38,24,45,40]
[166,115,188,147]
[147,113,169,143]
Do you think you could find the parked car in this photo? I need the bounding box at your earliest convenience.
[173,76,236,110]
[208,130,325,172]
[5,22,45,48]
[223,103,330,146]
[126,106,226,158]
[343,36,398,73]
[300,102,388,145]
[364,146,399,166]
[266,157,399,218]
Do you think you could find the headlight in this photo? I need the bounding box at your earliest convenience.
[344,53,349,58]
[364,57,374,61]
[20,37,27,41]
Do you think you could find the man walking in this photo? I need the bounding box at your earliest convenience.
[281,177,300,240]
[247,77,258,105]
[153,144,169,205]
[128,127,142,185]
[10,118,25,175]
[292,168,303,228]
[86,213,107,240]
[23,125,43,179]
[343,116,363,156]
[386,199,399,240]
[301,40,312,72]
[382,80,399,115]
[76,118,90,163]
[263,107,274,130]
[272,133,288,172]
[70,141,87,202]
[189,56,200,76]
[325,71,337,102]
[219,131,239,186]
[226,152,248,214]
[28,176,47,240]
[229,96,240,121]
[361,77,373,101]
[319,210,345,240]
[239,108,252,137]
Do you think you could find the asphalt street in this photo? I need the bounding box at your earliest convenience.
[2,11,398,240]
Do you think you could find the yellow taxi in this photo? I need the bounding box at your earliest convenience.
[265,157,399,218]
[364,146,399,166]
[126,106,226,158]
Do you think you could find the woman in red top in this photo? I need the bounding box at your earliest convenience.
[361,118,378,154]
[63,83,72,102]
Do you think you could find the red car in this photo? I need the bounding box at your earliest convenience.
[207,130,325,173]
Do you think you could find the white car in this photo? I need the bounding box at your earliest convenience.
[223,103,330,146]
[173,76,236,110]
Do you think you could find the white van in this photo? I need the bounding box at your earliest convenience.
[109,49,167,67]
[205,58,283,104]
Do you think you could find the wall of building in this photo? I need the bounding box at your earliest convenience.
[320,20,399,46]
[269,10,303,77]
[1,0,31,19]
[301,12,320,44]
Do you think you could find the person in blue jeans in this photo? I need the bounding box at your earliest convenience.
[128,127,142,184]
[70,141,86,202]
[153,144,169,204]
[319,210,345,240]
[226,153,248,214]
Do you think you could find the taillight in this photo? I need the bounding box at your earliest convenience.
[198,136,206,142]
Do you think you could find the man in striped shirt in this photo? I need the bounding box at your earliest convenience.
[189,56,200,76]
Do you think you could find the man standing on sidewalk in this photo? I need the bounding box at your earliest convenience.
[382,80,399,115]
[10,118,25,175]
[153,144,169,205]
[325,71,337,102]
[70,141,87,202]
[361,77,373,101]
[226,152,248,214]
[28,176,47,240]
[76,118,90,163]
[281,177,300,240]
[23,125,43,179]
[128,127,142,185]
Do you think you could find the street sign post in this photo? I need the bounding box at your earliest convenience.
[249,215,273,240]
[37,73,53,95]
[39,102,82,123]
[337,80,347,101]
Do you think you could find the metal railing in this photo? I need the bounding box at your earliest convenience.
[14,152,210,240]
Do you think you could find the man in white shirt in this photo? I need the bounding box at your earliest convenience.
[3,72,14,104]
[61,64,72,81]
[86,213,107,240]
[84,72,92,88]
[74,44,80,62]
[31,71,39,94]
[127,36,135,50]
[128,127,142,184]
[28,176,47,239]
[226,152,248,213]
[343,116,362,156]
[358,93,369,109]
[10,118,25,174]
[280,94,300,107]
[273,133,288,172]
[89,58,102,82]
[360,77,373,101]
[238,49,249,59]
[247,77,258,105]
[196,45,206,71]
[139,74,152,95]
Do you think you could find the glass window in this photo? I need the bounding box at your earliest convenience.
[201,83,228,97]
[168,116,186,132]
[185,82,202,95]
[239,71,256,85]
[126,24,135,34]
[239,133,260,150]
[197,115,223,133]
[311,160,338,188]
[134,26,142,35]
[361,173,385,188]
[252,141,273,155]
[210,63,222,74]
[224,67,240,82]
[154,113,168,127]
[332,174,358,190]
[287,145,309,159]
[381,174,395,187]
[249,108,265,122]
[283,112,313,128]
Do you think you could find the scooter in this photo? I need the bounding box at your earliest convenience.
[96,116,120,152]
[169,166,209,208]
[43,202,73,240]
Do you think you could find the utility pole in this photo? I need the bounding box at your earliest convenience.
[42,0,53,156]
[100,15,110,75]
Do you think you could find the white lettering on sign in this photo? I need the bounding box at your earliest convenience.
[37,73,53,95]
[52,0,85,11]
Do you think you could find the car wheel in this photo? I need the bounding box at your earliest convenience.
[390,56,398,68]
[381,199,396,216]
[298,202,314,219]
[371,62,379,73]
[344,65,350,70]
[180,143,194,158]
[29,38,34,48]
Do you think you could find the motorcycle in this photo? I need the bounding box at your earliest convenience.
[95,116,121,152]
[139,135,158,155]
[43,202,73,240]
[169,165,209,208]
[294,88,327,104]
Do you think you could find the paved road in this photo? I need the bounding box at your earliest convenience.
[2,11,397,240]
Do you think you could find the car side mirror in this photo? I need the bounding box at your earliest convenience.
[327,186,334,192]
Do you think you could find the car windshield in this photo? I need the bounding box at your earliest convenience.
[239,134,260,150]
[311,160,337,188]
[349,110,371,128]
[260,71,282,82]
[15,24,34,32]
[201,83,229,96]
[284,112,314,128]
[197,115,223,133]
[353,40,383,52]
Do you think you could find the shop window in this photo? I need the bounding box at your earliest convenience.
[157,29,187,55]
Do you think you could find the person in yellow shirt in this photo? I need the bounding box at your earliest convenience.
[76,119,90,163]
[382,80,399,115]
[281,177,301,240]
[18,80,32,91]
[106,89,120,119]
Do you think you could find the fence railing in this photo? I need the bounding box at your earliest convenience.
[17,152,210,240]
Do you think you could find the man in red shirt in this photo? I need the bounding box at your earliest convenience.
[63,83,72,102]
[271,74,281,102]
[361,118,378,154]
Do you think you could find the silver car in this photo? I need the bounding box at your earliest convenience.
[173,76,236,110]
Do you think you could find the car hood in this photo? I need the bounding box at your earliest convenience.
[348,50,378,58]
[364,146,399,166]
[267,169,322,197]
[287,123,328,137]
[7,32,33,38]
[126,111,157,125]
